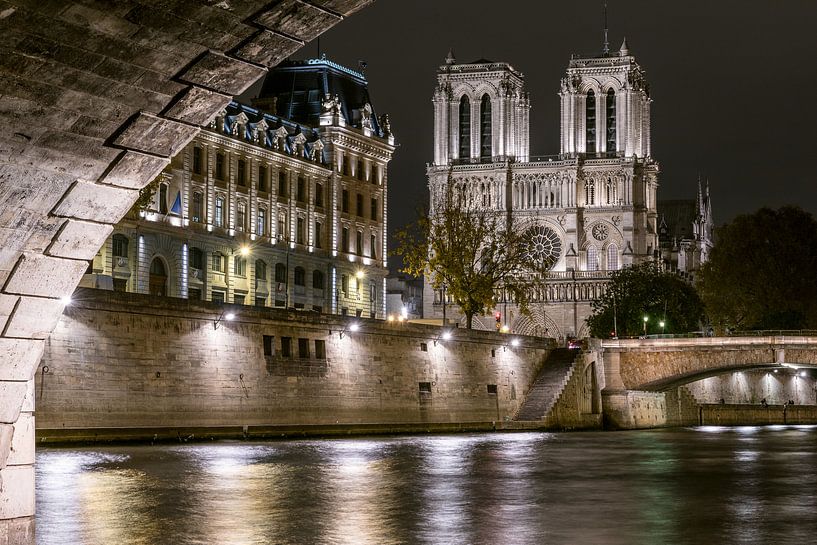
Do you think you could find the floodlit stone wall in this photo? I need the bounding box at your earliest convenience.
[36,289,551,435]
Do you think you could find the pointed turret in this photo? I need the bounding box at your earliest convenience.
[619,37,629,56]
[445,48,456,65]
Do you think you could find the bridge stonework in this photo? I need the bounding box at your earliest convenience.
[595,337,817,429]
[0,1,373,538]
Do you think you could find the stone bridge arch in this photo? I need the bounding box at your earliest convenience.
[0,0,373,537]
[600,337,817,392]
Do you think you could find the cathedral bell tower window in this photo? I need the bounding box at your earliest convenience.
[586,90,596,154]
[480,94,492,159]
[606,89,616,154]
[459,96,471,159]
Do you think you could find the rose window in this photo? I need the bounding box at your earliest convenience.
[591,222,609,241]
[525,225,562,269]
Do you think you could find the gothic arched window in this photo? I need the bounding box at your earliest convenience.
[586,90,596,154]
[586,246,599,272]
[480,94,492,159]
[606,88,616,153]
[607,244,619,271]
[585,179,596,206]
[458,95,470,159]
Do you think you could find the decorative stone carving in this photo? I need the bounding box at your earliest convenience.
[591,222,609,241]
[309,139,324,161]
[272,126,288,150]
[361,103,373,131]
[321,93,341,115]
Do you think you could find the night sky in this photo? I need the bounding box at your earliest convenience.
[253,1,817,255]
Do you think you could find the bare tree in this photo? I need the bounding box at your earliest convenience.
[395,185,550,329]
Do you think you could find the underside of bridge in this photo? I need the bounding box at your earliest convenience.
[0,0,372,538]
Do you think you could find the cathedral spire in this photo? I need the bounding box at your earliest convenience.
[445,48,456,65]
[602,1,610,55]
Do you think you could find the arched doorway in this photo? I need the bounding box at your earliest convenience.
[149,257,168,296]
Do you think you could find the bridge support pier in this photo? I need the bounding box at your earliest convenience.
[601,389,668,429]
[0,379,35,544]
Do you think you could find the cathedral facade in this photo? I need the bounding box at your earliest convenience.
[425,41,664,338]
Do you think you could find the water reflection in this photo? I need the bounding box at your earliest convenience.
[37,427,817,545]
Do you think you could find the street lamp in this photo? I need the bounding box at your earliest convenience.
[659,320,665,335]
[643,315,648,337]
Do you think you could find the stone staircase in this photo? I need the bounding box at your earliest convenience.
[514,348,580,421]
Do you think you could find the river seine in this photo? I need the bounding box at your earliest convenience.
[36,426,817,544]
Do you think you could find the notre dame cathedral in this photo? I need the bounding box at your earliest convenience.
[424,39,712,339]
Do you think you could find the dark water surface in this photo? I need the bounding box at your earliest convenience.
[36,426,817,545]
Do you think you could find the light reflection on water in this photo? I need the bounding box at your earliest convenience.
[36,427,817,545]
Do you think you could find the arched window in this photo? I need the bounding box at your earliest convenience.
[480,94,491,159]
[112,234,128,258]
[586,246,599,272]
[294,266,306,286]
[255,260,267,283]
[312,270,325,290]
[607,244,619,271]
[149,257,167,296]
[586,90,596,154]
[275,262,287,283]
[458,95,470,159]
[585,179,595,206]
[606,88,616,153]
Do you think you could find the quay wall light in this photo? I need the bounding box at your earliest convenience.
[214,311,235,330]
[340,322,360,339]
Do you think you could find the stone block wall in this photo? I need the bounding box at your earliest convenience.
[685,370,816,406]
[36,289,551,436]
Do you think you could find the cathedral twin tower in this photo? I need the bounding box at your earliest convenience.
[426,39,660,337]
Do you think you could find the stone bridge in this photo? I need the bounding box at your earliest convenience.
[0,0,372,539]
[594,336,817,429]
[599,336,817,391]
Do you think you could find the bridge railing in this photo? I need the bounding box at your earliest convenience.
[730,329,817,337]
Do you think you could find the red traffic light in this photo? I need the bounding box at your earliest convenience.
[495,312,501,321]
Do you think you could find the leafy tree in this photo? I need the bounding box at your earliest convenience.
[586,262,704,338]
[395,186,549,329]
[697,206,817,332]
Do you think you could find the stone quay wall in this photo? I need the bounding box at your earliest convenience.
[36,289,554,440]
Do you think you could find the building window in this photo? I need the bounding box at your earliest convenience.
[281,336,292,358]
[263,335,274,356]
[297,176,306,202]
[149,257,167,296]
[342,189,349,213]
[315,182,323,207]
[356,193,363,217]
[258,165,267,192]
[356,230,363,255]
[342,154,350,176]
[255,260,267,285]
[480,94,492,159]
[372,164,380,184]
[357,158,364,181]
[278,212,287,240]
[234,292,246,305]
[314,221,323,249]
[607,244,619,271]
[275,262,287,283]
[159,183,168,214]
[237,202,246,231]
[341,274,349,295]
[314,339,326,360]
[298,338,309,359]
[190,247,204,270]
[585,179,595,206]
[459,95,470,159]
[212,253,224,272]
[370,282,376,305]
[586,90,596,154]
[237,159,246,186]
[370,198,378,221]
[342,227,349,253]
[216,152,225,180]
[278,170,287,196]
[312,269,324,289]
[296,217,305,245]
[255,296,266,307]
[112,234,128,258]
[257,208,266,236]
[191,191,203,223]
[192,146,202,175]
[234,256,246,277]
[188,287,201,300]
[370,234,377,260]
[587,246,599,271]
[211,289,225,303]
[214,196,225,227]
[294,266,305,286]
[606,88,616,153]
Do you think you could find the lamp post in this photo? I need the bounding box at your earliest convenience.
[659,320,665,335]
[643,315,648,337]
